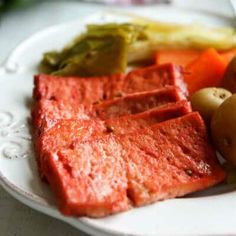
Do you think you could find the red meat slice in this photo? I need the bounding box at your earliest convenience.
[32,86,186,133]
[46,140,130,217]
[35,119,106,180]
[32,65,187,132]
[33,73,125,104]
[37,100,191,157]
[121,112,225,206]
[104,100,191,135]
[94,86,186,120]
[123,64,187,96]
[32,99,93,132]
[37,101,191,179]
[44,112,225,217]
[33,64,186,104]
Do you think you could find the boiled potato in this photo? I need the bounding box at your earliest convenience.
[222,57,236,93]
[211,94,236,166]
[222,162,236,184]
[190,87,232,123]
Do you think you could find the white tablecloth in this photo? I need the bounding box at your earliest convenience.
[0,1,234,235]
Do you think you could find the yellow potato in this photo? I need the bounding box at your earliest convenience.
[211,94,236,166]
[190,87,232,123]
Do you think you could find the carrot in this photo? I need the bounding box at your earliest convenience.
[155,50,201,67]
[220,48,236,64]
[184,48,227,96]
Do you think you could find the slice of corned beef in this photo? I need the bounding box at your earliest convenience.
[94,86,186,120]
[37,100,191,179]
[32,85,186,134]
[46,140,130,217]
[104,100,191,135]
[122,63,187,96]
[32,89,188,134]
[43,112,225,217]
[121,112,225,206]
[37,100,191,158]
[35,119,106,180]
[33,73,125,104]
[32,99,93,132]
[33,64,187,104]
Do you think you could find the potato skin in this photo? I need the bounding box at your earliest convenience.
[190,87,231,123]
[222,57,236,93]
[211,94,236,166]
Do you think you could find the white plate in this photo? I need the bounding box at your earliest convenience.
[1,8,236,236]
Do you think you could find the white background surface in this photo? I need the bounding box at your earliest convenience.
[0,1,234,236]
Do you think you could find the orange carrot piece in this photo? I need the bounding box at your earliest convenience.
[220,48,236,65]
[155,50,201,67]
[184,48,227,96]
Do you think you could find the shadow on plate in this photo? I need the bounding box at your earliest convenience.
[184,183,236,198]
